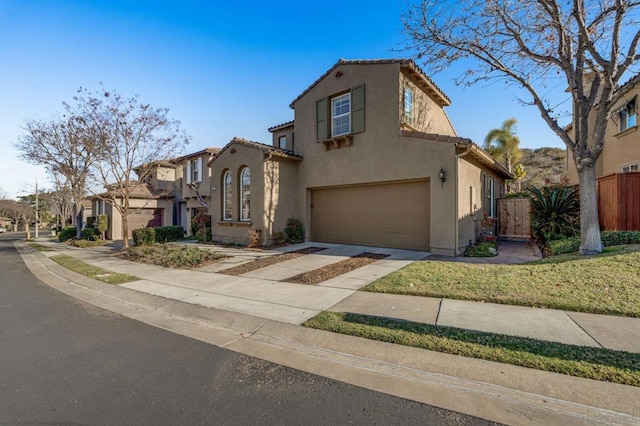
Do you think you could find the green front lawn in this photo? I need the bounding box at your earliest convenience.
[50,255,139,285]
[305,312,640,386]
[363,245,640,317]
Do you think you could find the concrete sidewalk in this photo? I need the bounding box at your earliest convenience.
[18,239,640,424]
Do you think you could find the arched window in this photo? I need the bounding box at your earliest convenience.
[223,170,232,221]
[240,167,250,221]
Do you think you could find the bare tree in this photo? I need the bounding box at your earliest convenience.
[69,86,189,249]
[0,199,34,235]
[16,114,94,239]
[404,0,640,254]
[44,172,74,227]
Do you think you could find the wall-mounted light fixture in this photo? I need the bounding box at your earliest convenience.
[439,167,446,188]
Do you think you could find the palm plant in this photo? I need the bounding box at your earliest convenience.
[484,118,522,173]
[528,185,580,243]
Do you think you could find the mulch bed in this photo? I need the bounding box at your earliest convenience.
[218,247,327,276]
[284,252,389,285]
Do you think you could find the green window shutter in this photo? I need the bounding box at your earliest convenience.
[316,97,328,140]
[351,84,365,134]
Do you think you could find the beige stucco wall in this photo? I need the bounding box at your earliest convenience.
[399,72,456,135]
[271,126,295,151]
[457,155,504,250]
[209,143,266,245]
[263,156,299,242]
[107,198,173,240]
[291,62,467,255]
[566,84,639,184]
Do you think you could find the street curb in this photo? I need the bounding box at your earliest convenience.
[16,242,640,425]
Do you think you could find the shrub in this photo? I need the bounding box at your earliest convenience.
[528,185,580,243]
[546,231,640,256]
[271,232,286,245]
[285,218,304,243]
[58,226,77,242]
[601,230,640,246]
[69,239,106,248]
[132,227,155,246]
[154,225,184,243]
[86,216,96,228]
[248,229,263,248]
[81,227,99,241]
[464,242,498,257]
[547,237,580,255]
[122,244,225,269]
[97,214,108,238]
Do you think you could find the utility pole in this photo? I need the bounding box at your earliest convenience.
[35,179,39,239]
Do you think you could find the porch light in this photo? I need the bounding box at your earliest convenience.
[439,167,446,188]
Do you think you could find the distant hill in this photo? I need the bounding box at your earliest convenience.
[517,147,568,188]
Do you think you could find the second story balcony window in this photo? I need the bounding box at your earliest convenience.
[619,97,637,132]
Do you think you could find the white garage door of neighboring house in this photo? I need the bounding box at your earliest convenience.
[311,180,430,251]
[126,208,163,238]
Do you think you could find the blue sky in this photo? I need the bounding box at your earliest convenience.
[0,0,566,199]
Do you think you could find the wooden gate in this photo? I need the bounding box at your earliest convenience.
[497,198,532,240]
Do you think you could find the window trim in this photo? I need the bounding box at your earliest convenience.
[485,175,496,218]
[222,170,232,221]
[403,87,414,127]
[331,92,351,137]
[278,135,287,150]
[619,96,637,132]
[621,162,639,173]
[239,167,250,221]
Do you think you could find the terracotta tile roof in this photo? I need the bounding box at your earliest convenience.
[289,59,451,108]
[400,130,513,179]
[268,120,295,132]
[178,147,220,161]
[94,182,174,200]
[616,72,640,97]
[209,137,302,166]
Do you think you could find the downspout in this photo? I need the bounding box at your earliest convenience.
[454,143,472,255]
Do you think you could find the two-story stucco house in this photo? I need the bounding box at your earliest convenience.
[566,73,639,182]
[207,59,513,255]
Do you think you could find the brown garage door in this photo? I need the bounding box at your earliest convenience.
[126,208,163,238]
[311,180,429,251]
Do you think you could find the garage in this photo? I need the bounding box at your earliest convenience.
[311,180,429,251]
[126,208,163,238]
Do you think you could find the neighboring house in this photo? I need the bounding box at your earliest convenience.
[566,73,639,182]
[208,59,513,255]
[91,161,180,240]
[0,216,11,228]
[71,199,93,229]
[178,148,220,235]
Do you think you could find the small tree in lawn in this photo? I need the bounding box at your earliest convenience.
[403,0,640,254]
[69,86,189,249]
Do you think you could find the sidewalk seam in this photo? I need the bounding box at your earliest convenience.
[564,311,605,349]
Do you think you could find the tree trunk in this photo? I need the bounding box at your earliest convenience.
[122,216,129,250]
[24,221,30,240]
[74,204,83,239]
[577,166,603,255]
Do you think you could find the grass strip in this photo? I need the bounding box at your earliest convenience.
[284,252,388,285]
[304,312,640,387]
[363,245,640,317]
[28,243,54,252]
[50,255,139,285]
[219,247,327,276]
[119,244,227,269]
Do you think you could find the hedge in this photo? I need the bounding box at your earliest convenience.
[132,227,155,246]
[154,225,184,243]
[81,227,99,241]
[58,226,77,242]
[547,230,640,255]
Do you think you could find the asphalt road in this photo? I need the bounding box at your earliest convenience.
[0,233,496,425]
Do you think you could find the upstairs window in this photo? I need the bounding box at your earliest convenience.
[316,85,365,141]
[403,87,414,127]
[331,93,351,136]
[621,163,639,173]
[278,135,287,150]
[223,171,232,221]
[240,167,251,221]
[619,97,637,132]
[187,158,202,184]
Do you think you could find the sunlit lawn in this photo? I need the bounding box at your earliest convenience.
[363,245,640,317]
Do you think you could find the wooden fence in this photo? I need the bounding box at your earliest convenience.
[497,197,532,240]
[597,172,640,231]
